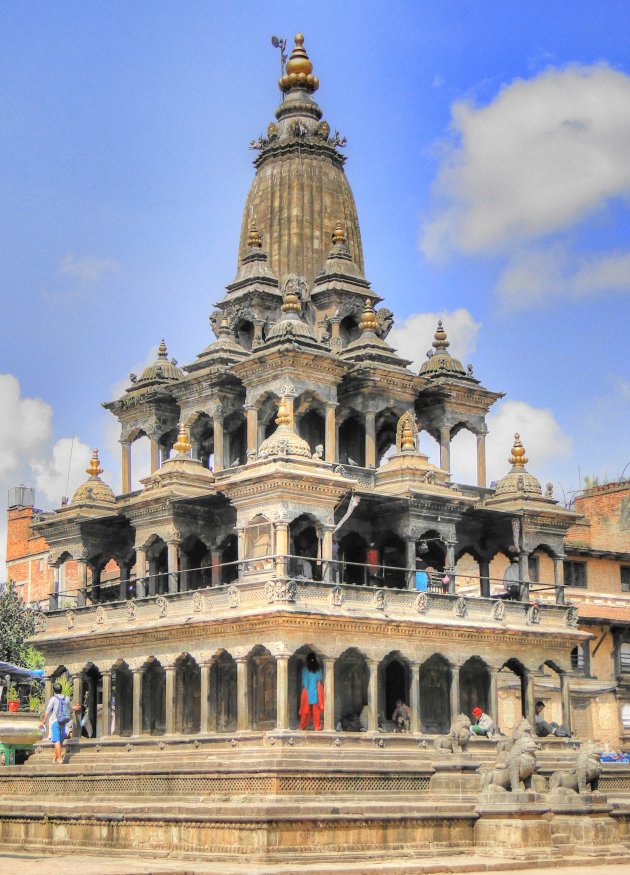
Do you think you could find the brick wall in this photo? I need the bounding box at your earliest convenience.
[567,481,630,553]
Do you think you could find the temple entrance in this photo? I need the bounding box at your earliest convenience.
[498,658,527,734]
[141,659,166,735]
[80,664,101,738]
[459,656,490,719]
[334,648,368,729]
[248,646,277,730]
[112,661,133,736]
[210,651,237,732]
[175,654,200,734]
[420,654,450,733]
[288,645,323,730]
[381,653,409,724]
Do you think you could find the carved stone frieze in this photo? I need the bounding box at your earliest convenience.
[228,585,240,609]
[126,601,137,622]
[492,600,506,622]
[330,586,344,607]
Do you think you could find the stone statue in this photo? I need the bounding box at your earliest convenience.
[433,714,471,754]
[482,735,538,792]
[548,742,603,795]
[496,717,534,755]
[312,444,324,460]
[395,411,418,453]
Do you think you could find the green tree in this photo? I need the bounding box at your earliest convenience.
[0,582,35,665]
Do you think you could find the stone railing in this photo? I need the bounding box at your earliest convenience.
[32,576,576,642]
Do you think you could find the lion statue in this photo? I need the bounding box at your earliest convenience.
[482,735,538,792]
[548,742,603,795]
[433,714,471,754]
[496,717,534,755]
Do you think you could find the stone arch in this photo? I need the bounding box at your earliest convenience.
[289,513,320,580]
[141,657,166,735]
[79,662,102,738]
[377,531,406,589]
[488,550,512,596]
[187,411,215,468]
[454,550,481,595]
[209,650,237,732]
[289,645,325,731]
[234,317,255,351]
[380,651,410,726]
[247,645,276,730]
[144,535,168,596]
[111,659,133,736]
[243,514,273,571]
[216,532,238,584]
[338,530,368,585]
[339,314,360,347]
[338,408,365,466]
[498,657,527,734]
[376,406,401,464]
[527,542,556,590]
[223,409,246,468]
[180,535,212,590]
[175,653,200,734]
[459,656,490,719]
[419,653,451,733]
[334,647,368,730]
[416,530,446,574]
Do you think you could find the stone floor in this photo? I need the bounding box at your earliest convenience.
[0,851,628,875]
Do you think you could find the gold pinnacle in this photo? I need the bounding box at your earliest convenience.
[86,449,103,478]
[247,218,262,248]
[332,221,347,245]
[173,424,192,455]
[158,339,168,358]
[275,397,291,427]
[359,298,379,333]
[432,321,449,351]
[401,418,416,451]
[509,433,528,468]
[281,287,302,315]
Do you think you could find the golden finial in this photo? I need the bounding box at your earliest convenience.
[247,218,262,248]
[173,424,192,456]
[218,314,232,336]
[509,433,529,468]
[332,221,347,245]
[359,298,379,333]
[401,418,415,451]
[275,397,291,426]
[86,449,103,478]
[158,339,168,358]
[279,33,319,93]
[432,321,449,351]
[281,285,302,315]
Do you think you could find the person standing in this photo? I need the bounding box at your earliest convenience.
[40,682,72,763]
[299,653,324,730]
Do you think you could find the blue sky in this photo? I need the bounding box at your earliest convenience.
[2,1,629,562]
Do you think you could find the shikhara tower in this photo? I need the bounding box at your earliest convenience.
[32,33,580,748]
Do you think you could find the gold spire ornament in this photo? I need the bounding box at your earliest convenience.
[173,424,192,456]
[158,339,168,358]
[432,321,450,351]
[275,397,291,426]
[281,285,302,315]
[509,434,528,468]
[359,298,379,333]
[86,449,103,478]
[279,33,319,93]
[332,221,347,245]
[247,218,262,248]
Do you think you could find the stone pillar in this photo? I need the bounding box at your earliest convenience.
[445,541,456,595]
[479,558,490,598]
[119,561,130,601]
[91,566,102,603]
[252,319,265,349]
[132,668,144,736]
[322,528,334,582]
[148,556,157,597]
[554,555,565,605]
[489,667,499,733]
[167,539,180,594]
[76,558,88,608]
[199,660,213,734]
[523,669,536,725]
[44,678,53,704]
[560,673,572,735]
[71,673,82,711]
[365,412,376,468]
[405,539,417,590]
[179,553,189,592]
[211,550,222,587]
[150,438,160,473]
[236,657,249,732]
[101,670,112,737]
[450,664,460,722]
[439,425,451,472]
[276,654,289,731]
[329,319,341,352]
[325,403,337,463]
[245,406,258,458]
[213,415,224,472]
[48,563,60,611]
[324,658,335,731]
[165,665,176,734]
[367,659,379,732]
[121,440,132,493]
[409,662,420,733]
[135,546,147,599]
[518,551,530,601]
[476,432,487,488]
[274,522,289,578]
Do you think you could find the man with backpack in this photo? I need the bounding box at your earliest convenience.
[40,682,73,763]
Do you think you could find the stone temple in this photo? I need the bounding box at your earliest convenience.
[2,33,629,869]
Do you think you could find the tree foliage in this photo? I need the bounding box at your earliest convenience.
[0,582,35,666]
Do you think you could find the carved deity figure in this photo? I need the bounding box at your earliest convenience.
[482,735,538,792]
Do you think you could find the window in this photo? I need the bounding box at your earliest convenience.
[622,566,630,593]
[528,555,540,583]
[571,645,585,671]
[623,703,630,731]
[621,644,630,674]
[564,560,587,588]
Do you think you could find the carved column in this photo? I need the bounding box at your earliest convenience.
[101,670,112,737]
[405,539,416,590]
[321,528,334,582]
[325,403,337,463]
[276,653,289,731]
[439,425,451,472]
[121,440,132,493]
[245,406,258,458]
[324,658,335,731]
[252,319,265,349]
[179,553,189,592]
[274,522,289,578]
[119,560,130,601]
[199,659,213,734]
[150,438,160,473]
[560,673,572,735]
[329,318,341,353]
[445,540,456,595]
[476,431,487,488]
[148,556,157,597]
[479,558,490,598]
[518,551,530,601]
[523,668,536,725]
[554,555,565,605]
[367,659,379,732]
[450,663,460,722]
[165,664,176,734]
[409,662,420,733]
[365,412,376,468]
[132,668,144,736]
[44,678,52,705]
[211,550,222,587]
[135,546,147,599]
[212,412,224,472]
[167,536,180,595]
[90,565,102,603]
[71,673,82,709]
[76,558,88,608]
[48,562,60,611]
[489,666,499,733]
[236,657,249,732]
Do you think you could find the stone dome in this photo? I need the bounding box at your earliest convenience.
[265,275,318,344]
[137,340,184,385]
[419,321,466,378]
[72,450,116,505]
[494,434,542,497]
[238,34,363,285]
[258,399,312,460]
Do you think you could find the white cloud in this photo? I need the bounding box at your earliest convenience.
[421,63,630,259]
[389,308,481,371]
[31,437,92,506]
[0,375,52,479]
[59,254,120,284]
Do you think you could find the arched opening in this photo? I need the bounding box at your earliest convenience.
[146,536,168,595]
[217,533,238,584]
[243,514,273,573]
[498,658,526,735]
[417,427,440,469]
[338,412,365,466]
[489,551,511,596]
[380,652,409,727]
[419,654,451,733]
[224,411,246,468]
[416,530,446,575]
[528,544,556,591]
[289,514,320,579]
[338,531,368,585]
[80,663,102,738]
[257,394,280,443]
[175,654,200,734]
[288,645,324,731]
[376,408,399,465]
[141,659,166,735]
[295,393,326,456]
[449,426,477,486]
[209,651,237,732]
[248,646,277,730]
[130,432,152,491]
[378,531,406,589]
[459,656,490,719]
[112,661,133,737]
[339,315,360,347]
[334,648,368,730]
[180,536,212,591]
[189,413,214,469]
[235,318,254,351]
